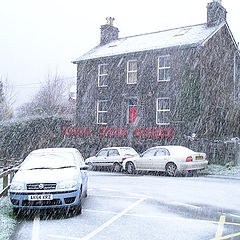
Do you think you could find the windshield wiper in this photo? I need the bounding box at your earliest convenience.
[56,166,76,169]
[27,167,54,170]
[26,166,75,170]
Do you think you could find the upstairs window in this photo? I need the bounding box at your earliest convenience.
[127,60,137,84]
[158,55,170,82]
[156,98,170,125]
[98,64,108,87]
[97,100,108,124]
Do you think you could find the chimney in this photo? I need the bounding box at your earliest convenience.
[100,17,119,45]
[207,1,227,27]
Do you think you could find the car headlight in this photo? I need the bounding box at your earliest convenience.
[10,182,24,191]
[58,180,78,189]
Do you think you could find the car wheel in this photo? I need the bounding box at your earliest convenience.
[187,170,198,177]
[165,163,177,177]
[13,208,22,217]
[75,198,82,215]
[112,163,122,172]
[88,162,94,171]
[126,162,136,174]
[84,189,87,198]
[74,187,83,215]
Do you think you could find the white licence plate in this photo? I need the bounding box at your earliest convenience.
[28,194,53,201]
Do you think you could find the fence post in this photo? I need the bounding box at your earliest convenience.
[2,167,8,197]
[9,165,13,182]
[235,142,240,165]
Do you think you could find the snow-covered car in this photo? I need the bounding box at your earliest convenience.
[123,145,208,176]
[9,148,88,215]
[85,147,139,172]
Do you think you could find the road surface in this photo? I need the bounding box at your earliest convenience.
[13,171,240,240]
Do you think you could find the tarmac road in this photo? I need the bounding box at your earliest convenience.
[13,171,240,240]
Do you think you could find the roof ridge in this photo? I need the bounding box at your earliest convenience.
[118,22,207,40]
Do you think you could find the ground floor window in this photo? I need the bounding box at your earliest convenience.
[128,98,137,124]
[97,100,108,124]
[156,98,170,125]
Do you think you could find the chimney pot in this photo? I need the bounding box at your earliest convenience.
[207,1,227,27]
[100,17,119,45]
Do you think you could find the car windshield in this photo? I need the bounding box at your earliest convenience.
[119,148,138,156]
[20,152,76,170]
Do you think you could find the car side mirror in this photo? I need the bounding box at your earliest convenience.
[80,165,89,170]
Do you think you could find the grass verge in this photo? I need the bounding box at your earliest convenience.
[0,197,17,240]
[201,164,240,176]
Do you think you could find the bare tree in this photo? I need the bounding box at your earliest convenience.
[0,76,15,120]
[17,72,75,117]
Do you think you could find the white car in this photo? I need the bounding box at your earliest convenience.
[85,147,139,172]
[122,145,208,176]
[9,148,88,215]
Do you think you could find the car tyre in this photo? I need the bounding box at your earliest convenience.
[165,163,178,177]
[187,170,198,177]
[112,163,122,172]
[13,208,22,217]
[75,198,82,215]
[126,162,136,174]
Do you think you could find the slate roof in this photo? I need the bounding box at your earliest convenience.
[73,22,226,63]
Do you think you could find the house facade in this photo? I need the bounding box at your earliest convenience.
[72,1,239,154]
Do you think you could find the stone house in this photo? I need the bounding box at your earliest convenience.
[72,1,239,153]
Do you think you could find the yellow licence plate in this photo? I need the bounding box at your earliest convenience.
[196,156,203,160]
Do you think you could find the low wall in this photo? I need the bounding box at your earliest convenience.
[0,117,239,166]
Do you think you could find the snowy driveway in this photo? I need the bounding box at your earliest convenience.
[13,171,240,240]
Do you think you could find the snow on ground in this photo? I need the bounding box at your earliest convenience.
[0,164,239,240]
[0,197,17,240]
[201,164,240,177]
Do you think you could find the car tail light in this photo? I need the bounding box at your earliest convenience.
[205,155,207,161]
[186,156,193,162]
[122,158,126,161]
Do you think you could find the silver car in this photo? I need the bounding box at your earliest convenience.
[123,145,208,176]
[85,147,139,172]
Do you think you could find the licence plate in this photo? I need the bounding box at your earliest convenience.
[195,156,203,160]
[28,194,53,201]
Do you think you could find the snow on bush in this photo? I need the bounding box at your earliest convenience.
[0,197,17,240]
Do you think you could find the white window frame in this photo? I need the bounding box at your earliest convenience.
[98,64,108,87]
[127,60,137,84]
[97,100,108,125]
[156,98,170,125]
[157,55,170,82]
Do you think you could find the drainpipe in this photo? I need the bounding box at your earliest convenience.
[233,45,239,101]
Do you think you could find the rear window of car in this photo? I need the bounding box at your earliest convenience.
[119,148,138,156]
[108,149,120,156]
[167,146,194,155]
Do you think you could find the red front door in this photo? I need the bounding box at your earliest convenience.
[129,106,137,123]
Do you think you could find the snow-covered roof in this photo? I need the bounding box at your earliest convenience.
[74,22,226,62]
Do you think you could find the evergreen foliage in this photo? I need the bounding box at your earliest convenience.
[178,69,202,122]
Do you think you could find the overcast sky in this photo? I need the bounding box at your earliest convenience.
[0,0,239,111]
